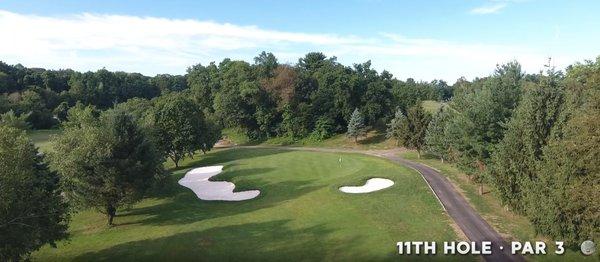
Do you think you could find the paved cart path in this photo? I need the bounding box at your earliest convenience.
[239,146,525,262]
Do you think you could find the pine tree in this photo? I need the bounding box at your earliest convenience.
[488,73,564,212]
[425,107,452,162]
[0,126,69,261]
[386,109,408,146]
[405,103,431,158]
[346,108,366,143]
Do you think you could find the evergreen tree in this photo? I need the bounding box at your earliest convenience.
[0,126,69,260]
[425,107,453,162]
[405,103,431,158]
[488,73,564,212]
[346,108,366,143]
[386,109,408,146]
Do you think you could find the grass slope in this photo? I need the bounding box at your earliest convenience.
[223,128,397,150]
[400,151,599,262]
[33,148,468,261]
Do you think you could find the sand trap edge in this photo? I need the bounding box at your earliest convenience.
[339,178,394,194]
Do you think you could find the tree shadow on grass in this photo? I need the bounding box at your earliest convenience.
[358,131,387,145]
[73,219,371,261]
[116,174,324,227]
[73,219,469,262]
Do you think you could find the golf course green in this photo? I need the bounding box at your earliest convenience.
[32,147,469,261]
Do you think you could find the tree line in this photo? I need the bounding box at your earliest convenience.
[1,52,598,260]
[0,52,452,136]
[419,59,599,247]
[0,51,452,260]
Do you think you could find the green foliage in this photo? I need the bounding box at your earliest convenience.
[0,109,31,130]
[0,126,69,261]
[51,109,164,225]
[386,109,408,146]
[68,69,159,109]
[522,61,600,246]
[151,74,187,93]
[310,116,335,141]
[346,108,367,142]
[52,101,70,123]
[488,73,564,212]
[403,104,431,157]
[445,62,524,178]
[425,107,453,161]
[529,102,600,245]
[152,94,219,167]
[17,90,56,129]
[62,103,99,129]
[254,51,278,78]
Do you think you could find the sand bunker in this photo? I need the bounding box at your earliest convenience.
[339,178,394,193]
[178,165,260,201]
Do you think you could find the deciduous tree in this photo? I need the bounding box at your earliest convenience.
[51,109,163,225]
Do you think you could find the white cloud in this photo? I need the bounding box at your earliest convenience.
[0,10,585,81]
[470,3,507,14]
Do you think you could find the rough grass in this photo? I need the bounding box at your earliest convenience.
[33,148,469,261]
[27,129,62,153]
[400,151,599,262]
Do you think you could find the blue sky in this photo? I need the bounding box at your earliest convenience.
[1,0,599,81]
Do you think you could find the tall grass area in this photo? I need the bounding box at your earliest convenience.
[33,148,468,261]
[400,151,599,262]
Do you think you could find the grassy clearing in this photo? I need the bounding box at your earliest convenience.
[223,128,397,150]
[400,151,599,262]
[33,148,468,261]
[27,129,62,153]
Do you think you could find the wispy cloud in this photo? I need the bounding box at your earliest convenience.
[0,10,577,81]
[469,3,507,14]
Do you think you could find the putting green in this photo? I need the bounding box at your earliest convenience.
[33,148,469,261]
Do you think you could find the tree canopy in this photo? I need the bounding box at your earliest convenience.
[51,109,164,225]
[0,126,69,261]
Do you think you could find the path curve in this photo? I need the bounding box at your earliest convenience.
[239,146,524,262]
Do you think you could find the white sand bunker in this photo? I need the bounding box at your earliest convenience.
[339,178,394,193]
[178,165,260,201]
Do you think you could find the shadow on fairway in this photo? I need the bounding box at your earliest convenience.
[115,148,325,227]
[72,219,368,261]
[117,178,323,227]
[73,219,463,261]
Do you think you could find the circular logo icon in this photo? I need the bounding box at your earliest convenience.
[581,240,595,256]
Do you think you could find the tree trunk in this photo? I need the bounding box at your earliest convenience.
[171,155,179,168]
[106,205,116,226]
[417,150,421,159]
[354,136,357,143]
[441,157,444,163]
[479,183,484,195]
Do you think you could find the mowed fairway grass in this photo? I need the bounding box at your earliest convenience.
[32,148,469,261]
